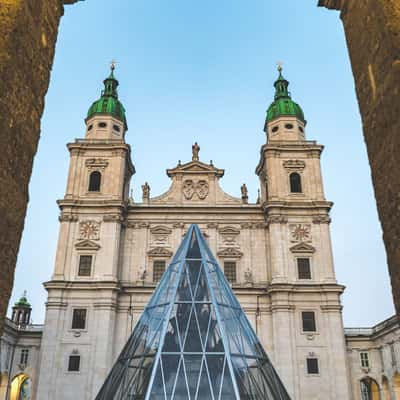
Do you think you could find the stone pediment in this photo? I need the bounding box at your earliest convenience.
[217,248,243,258]
[147,247,173,257]
[218,226,240,235]
[150,225,172,235]
[167,160,224,178]
[289,242,316,253]
[75,239,101,250]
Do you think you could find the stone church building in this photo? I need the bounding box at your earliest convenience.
[2,66,400,400]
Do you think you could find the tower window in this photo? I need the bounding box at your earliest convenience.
[20,349,29,365]
[78,255,92,276]
[271,126,279,133]
[153,260,166,282]
[87,124,93,131]
[297,258,311,279]
[224,261,237,283]
[71,309,87,330]
[302,311,316,332]
[68,355,81,372]
[88,171,101,192]
[307,358,319,374]
[113,124,121,133]
[285,123,294,129]
[98,122,107,128]
[290,172,302,193]
[360,352,370,368]
[299,126,304,133]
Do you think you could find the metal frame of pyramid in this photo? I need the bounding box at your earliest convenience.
[95,224,291,400]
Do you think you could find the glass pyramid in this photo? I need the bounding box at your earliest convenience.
[95,224,291,400]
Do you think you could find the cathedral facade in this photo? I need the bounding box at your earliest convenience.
[33,66,353,399]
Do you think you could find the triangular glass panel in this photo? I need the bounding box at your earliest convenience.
[95,225,291,400]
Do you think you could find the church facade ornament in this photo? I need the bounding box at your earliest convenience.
[147,247,173,257]
[79,220,101,240]
[85,158,109,171]
[283,160,306,171]
[217,247,243,258]
[289,224,312,243]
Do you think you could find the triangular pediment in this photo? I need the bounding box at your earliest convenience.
[167,160,224,177]
[217,247,243,258]
[150,225,172,235]
[95,225,291,400]
[290,242,316,253]
[218,226,240,235]
[147,247,173,257]
[75,239,100,250]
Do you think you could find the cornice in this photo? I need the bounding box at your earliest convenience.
[268,283,345,294]
[43,280,121,291]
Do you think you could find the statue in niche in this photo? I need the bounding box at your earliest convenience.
[137,267,147,283]
[244,268,253,286]
[241,183,248,204]
[142,182,150,201]
[192,142,200,161]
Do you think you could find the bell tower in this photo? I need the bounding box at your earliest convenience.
[255,67,351,399]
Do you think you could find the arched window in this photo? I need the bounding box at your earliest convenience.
[88,171,101,192]
[290,172,302,193]
[360,378,381,400]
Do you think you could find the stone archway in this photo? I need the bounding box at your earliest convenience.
[381,376,391,400]
[392,373,400,400]
[9,374,31,400]
[361,377,381,400]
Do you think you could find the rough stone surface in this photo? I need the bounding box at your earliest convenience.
[319,0,400,317]
[0,0,65,336]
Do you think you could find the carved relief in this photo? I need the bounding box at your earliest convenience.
[172,222,185,229]
[85,158,109,171]
[217,248,243,258]
[75,240,101,251]
[196,180,209,200]
[207,222,219,229]
[59,214,78,222]
[218,226,240,247]
[103,215,124,223]
[283,160,306,171]
[150,226,172,247]
[313,215,331,224]
[79,221,100,240]
[147,247,173,257]
[182,179,209,200]
[290,224,312,243]
[183,180,195,199]
[266,215,288,225]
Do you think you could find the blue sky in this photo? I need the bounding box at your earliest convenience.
[9,0,394,326]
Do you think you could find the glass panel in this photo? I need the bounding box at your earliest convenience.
[195,268,210,302]
[195,303,211,347]
[176,269,193,302]
[220,357,236,400]
[206,355,225,400]
[172,358,189,399]
[183,309,202,353]
[162,318,181,352]
[187,260,202,290]
[206,310,224,353]
[187,232,201,259]
[162,355,180,398]
[175,303,191,347]
[184,355,202,399]
[148,362,165,400]
[196,359,213,400]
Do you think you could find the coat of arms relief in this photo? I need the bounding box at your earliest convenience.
[79,220,101,240]
[182,179,209,200]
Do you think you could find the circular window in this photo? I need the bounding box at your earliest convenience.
[98,122,107,128]
[271,126,279,133]
[113,124,121,133]
[285,123,294,130]
[87,124,93,131]
[299,126,304,133]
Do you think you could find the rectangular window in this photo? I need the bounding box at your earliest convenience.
[224,262,237,283]
[153,260,166,282]
[71,309,87,330]
[307,358,319,374]
[360,352,370,368]
[20,349,29,365]
[297,258,311,279]
[68,355,80,372]
[302,311,316,332]
[78,255,92,276]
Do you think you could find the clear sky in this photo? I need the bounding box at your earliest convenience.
[9,0,394,327]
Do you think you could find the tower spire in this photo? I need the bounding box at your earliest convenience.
[273,63,290,100]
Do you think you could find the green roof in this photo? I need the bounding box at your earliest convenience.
[14,295,31,308]
[266,66,305,124]
[86,66,127,128]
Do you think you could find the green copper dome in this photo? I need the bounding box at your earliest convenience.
[14,294,31,308]
[86,65,127,129]
[266,66,305,124]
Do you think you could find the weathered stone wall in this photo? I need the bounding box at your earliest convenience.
[0,0,69,335]
[319,0,400,316]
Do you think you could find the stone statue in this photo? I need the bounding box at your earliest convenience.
[192,142,200,161]
[241,183,248,204]
[138,267,147,282]
[244,268,253,285]
[142,182,150,201]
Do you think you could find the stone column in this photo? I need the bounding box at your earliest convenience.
[318,0,400,316]
[0,0,79,335]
